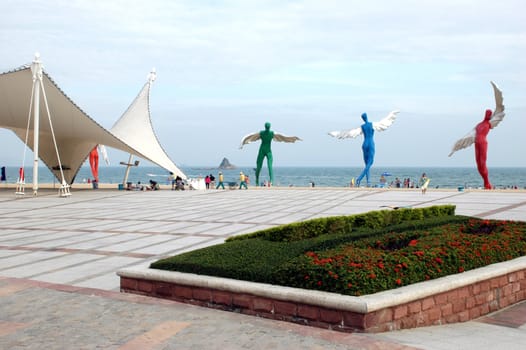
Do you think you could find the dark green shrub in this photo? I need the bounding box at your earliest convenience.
[226,205,456,243]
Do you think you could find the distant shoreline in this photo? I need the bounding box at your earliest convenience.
[2,182,525,193]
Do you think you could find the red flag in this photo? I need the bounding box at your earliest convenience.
[18,167,24,182]
[89,146,99,182]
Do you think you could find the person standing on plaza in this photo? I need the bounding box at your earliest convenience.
[216,172,225,189]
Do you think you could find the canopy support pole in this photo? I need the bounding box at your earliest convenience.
[30,54,42,196]
[120,155,139,187]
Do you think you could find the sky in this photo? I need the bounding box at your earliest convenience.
[1,0,525,169]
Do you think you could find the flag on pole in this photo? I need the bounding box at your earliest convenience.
[18,167,24,182]
[89,146,99,182]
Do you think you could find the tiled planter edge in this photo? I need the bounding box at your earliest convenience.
[118,256,526,333]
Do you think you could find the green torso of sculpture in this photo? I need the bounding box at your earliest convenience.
[256,123,275,185]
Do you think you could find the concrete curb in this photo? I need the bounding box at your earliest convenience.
[118,255,526,313]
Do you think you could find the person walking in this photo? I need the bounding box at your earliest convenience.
[239,172,248,189]
[419,173,430,194]
[216,172,225,189]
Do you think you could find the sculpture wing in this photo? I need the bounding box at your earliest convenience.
[489,81,505,129]
[373,110,399,132]
[239,132,261,149]
[328,127,362,139]
[273,132,302,143]
[448,128,476,157]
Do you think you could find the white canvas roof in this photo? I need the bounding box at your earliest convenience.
[110,70,186,180]
[0,64,186,184]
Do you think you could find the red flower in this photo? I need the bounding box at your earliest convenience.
[409,239,418,246]
[396,279,402,285]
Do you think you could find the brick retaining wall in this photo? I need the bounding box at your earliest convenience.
[119,264,526,333]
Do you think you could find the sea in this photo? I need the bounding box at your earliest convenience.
[1,165,525,190]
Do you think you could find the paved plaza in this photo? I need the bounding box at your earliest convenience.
[1,187,525,349]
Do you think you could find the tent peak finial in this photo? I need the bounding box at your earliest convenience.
[148,68,156,83]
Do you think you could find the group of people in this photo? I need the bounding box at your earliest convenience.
[168,173,185,190]
[368,173,430,193]
[126,179,160,191]
[204,174,215,189]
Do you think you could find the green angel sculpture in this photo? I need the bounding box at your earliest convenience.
[240,122,301,186]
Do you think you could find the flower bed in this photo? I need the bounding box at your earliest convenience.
[274,219,526,296]
[119,209,526,332]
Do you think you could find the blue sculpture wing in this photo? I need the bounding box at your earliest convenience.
[328,127,362,139]
[373,110,399,132]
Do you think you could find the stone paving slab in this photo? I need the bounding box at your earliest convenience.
[1,187,526,349]
[0,277,418,350]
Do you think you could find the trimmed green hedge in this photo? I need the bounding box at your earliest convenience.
[151,205,460,284]
[226,205,456,242]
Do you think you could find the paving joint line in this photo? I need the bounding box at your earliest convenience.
[475,201,526,218]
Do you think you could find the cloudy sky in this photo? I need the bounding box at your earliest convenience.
[1,0,525,169]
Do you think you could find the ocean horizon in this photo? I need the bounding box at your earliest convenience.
[1,165,525,190]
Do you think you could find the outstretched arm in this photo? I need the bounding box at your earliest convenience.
[373,110,399,132]
[273,133,302,143]
[239,132,261,149]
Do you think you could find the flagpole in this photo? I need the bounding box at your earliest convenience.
[30,53,42,196]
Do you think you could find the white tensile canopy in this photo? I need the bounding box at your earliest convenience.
[0,61,186,185]
[110,69,186,180]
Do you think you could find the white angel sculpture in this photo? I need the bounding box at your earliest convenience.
[328,110,399,187]
[240,122,301,186]
[448,81,505,189]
